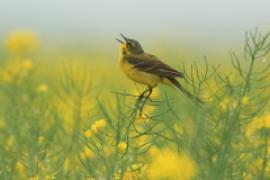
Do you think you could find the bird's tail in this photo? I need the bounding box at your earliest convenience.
[167,77,203,104]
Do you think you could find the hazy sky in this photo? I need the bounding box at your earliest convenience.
[1,0,270,44]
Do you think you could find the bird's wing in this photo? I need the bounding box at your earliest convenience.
[125,53,184,78]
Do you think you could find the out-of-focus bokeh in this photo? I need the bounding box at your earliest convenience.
[1,1,270,179]
[1,0,270,59]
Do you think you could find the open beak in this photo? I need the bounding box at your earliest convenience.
[115,33,128,44]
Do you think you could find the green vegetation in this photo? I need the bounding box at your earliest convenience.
[0,29,269,180]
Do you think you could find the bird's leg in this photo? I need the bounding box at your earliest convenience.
[135,86,151,108]
[138,87,151,100]
[138,86,153,116]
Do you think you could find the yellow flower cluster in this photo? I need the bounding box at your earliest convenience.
[219,98,237,112]
[147,149,197,180]
[219,96,250,112]
[122,171,137,180]
[37,83,49,93]
[84,129,92,138]
[118,142,128,152]
[1,59,33,83]
[82,146,95,159]
[246,113,270,138]
[6,30,39,55]
[84,119,106,138]
[91,119,106,133]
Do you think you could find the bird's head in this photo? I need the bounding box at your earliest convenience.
[116,34,144,54]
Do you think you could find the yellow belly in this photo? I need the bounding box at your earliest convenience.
[119,57,161,87]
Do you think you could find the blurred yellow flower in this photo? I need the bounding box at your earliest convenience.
[0,117,6,129]
[38,136,45,144]
[147,149,197,180]
[137,135,150,146]
[148,146,159,156]
[246,158,270,179]
[84,129,93,138]
[83,147,95,159]
[246,113,270,137]
[45,175,56,180]
[2,70,14,83]
[21,58,33,70]
[118,142,128,152]
[123,171,137,180]
[201,92,213,102]
[91,119,106,133]
[114,170,121,180]
[219,98,229,112]
[6,30,39,54]
[5,135,15,150]
[37,83,48,93]
[63,158,70,172]
[219,97,238,112]
[241,96,250,105]
[1,59,33,83]
[15,161,27,179]
[29,176,39,180]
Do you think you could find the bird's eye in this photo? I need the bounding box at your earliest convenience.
[128,42,134,47]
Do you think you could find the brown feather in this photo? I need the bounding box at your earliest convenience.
[125,53,184,78]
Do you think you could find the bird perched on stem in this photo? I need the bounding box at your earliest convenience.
[116,34,203,105]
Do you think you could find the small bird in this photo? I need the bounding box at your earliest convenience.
[116,34,202,104]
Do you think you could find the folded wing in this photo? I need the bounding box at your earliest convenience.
[125,54,184,78]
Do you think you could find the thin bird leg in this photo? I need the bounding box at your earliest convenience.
[135,87,150,110]
[138,87,151,100]
[134,86,151,109]
[139,86,153,116]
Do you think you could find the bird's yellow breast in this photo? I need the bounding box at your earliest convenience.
[119,52,161,87]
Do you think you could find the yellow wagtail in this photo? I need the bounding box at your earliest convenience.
[116,34,202,104]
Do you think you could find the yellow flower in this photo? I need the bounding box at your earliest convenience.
[63,158,70,171]
[114,170,121,180]
[5,135,15,150]
[37,83,48,93]
[0,117,6,129]
[6,30,39,54]
[84,129,93,138]
[219,97,238,112]
[29,176,39,180]
[21,58,33,70]
[245,158,270,178]
[2,70,14,83]
[118,142,128,152]
[201,92,213,102]
[241,96,250,105]
[219,98,229,112]
[83,147,95,159]
[1,59,33,84]
[1,61,21,83]
[148,146,159,156]
[45,175,56,180]
[245,113,270,138]
[91,119,106,133]
[123,171,137,180]
[15,161,27,178]
[148,149,197,180]
[38,136,45,144]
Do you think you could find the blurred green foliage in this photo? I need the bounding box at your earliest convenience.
[0,29,270,180]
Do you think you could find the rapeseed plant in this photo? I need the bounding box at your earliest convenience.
[0,29,269,179]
